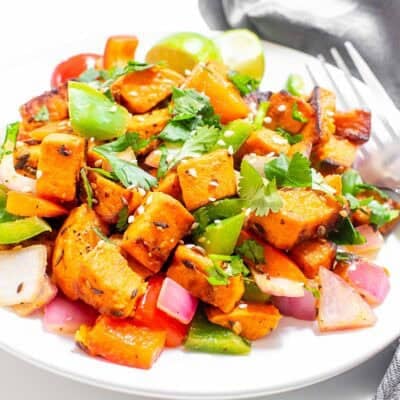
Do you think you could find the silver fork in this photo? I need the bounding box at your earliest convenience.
[306,42,400,201]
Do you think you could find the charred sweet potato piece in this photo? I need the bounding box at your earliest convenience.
[52,204,109,300]
[290,239,337,279]
[264,91,314,134]
[184,61,249,123]
[334,109,371,144]
[37,133,85,203]
[79,241,146,317]
[122,192,194,272]
[167,245,245,313]
[14,144,40,178]
[248,189,341,250]
[76,315,166,369]
[156,171,182,201]
[236,128,290,158]
[206,302,281,340]
[177,149,236,211]
[312,135,358,174]
[111,67,184,114]
[20,84,68,131]
[88,171,143,224]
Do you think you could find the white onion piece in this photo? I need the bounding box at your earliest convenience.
[0,245,47,306]
[0,154,36,192]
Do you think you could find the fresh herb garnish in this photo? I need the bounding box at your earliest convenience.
[33,105,49,122]
[342,169,388,199]
[335,250,358,262]
[311,169,336,195]
[305,285,320,299]
[157,145,169,179]
[78,68,101,83]
[329,217,366,245]
[92,226,112,243]
[96,132,151,153]
[0,122,19,159]
[80,168,93,209]
[276,127,303,145]
[228,70,260,96]
[239,160,282,217]
[291,102,308,123]
[87,167,119,181]
[207,255,249,286]
[253,101,270,129]
[116,205,129,232]
[235,239,265,264]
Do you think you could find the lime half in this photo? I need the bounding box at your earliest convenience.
[145,32,221,74]
[214,29,265,81]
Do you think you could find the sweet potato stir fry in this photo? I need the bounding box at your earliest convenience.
[0,34,398,370]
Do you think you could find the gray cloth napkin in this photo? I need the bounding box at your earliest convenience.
[198,1,400,398]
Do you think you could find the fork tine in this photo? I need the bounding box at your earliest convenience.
[330,47,367,109]
[345,41,400,141]
[317,54,350,109]
[305,64,318,86]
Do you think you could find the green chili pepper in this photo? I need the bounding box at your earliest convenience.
[68,81,129,140]
[184,311,251,355]
[196,213,245,255]
[286,74,305,97]
[242,279,270,303]
[0,217,51,244]
[213,120,254,153]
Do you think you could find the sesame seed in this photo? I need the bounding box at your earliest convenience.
[109,105,117,112]
[138,188,146,197]
[170,238,175,243]
[94,159,103,167]
[191,222,199,230]
[217,139,226,147]
[184,69,192,76]
[238,303,248,309]
[264,116,272,124]
[136,115,145,122]
[209,179,219,187]
[198,237,206,243]
[89,137,95,143]
[129,90,138,97]
[146,195,153,205]
[245,208,252,217]
[214,219,221,224]
[339,210,348,218]
[22,186,31,192]
[98,240,105,246]
[327,110,334,117]
[137,205,145,215]
[277,104,286,112]
[15,141,24,148]
[227,145,234,155]
[208,197,216,202]
[186,168,198,178]
[127,184,137,190]
[272,136,288,145]
[128,215,135,224]
[166,154,174,163]
[224,130,234,138]
[36,170,42,179]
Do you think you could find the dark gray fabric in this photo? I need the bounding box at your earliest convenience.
[198,0,400,106]
[375,342,400,400]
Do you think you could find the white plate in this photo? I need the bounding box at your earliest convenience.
[0,32,399,400]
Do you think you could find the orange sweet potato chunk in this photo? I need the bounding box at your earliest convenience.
[248,189,341,250]
[334,109,371,144]
[37,133,85,202]
[167,245,245,313]
[156,171,182,201]
[177,149,236,211]
[206,302,281,340]
[122,192,194,273]
[14,144,40,178]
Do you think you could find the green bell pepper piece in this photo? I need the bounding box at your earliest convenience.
[185,311,251,355]
[285,74,305,97]
[196,212,245,255]
[68,81,129,140]
[0,217,51,244]
[243,279,271,303]
[0,186,19,223]
[253,101,270,129]
[213,120,254,153]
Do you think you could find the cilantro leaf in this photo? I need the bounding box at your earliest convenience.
[78,68,101,83]
[87,167,118,181]
[329,217,366,245]
[116,205,129,232]
[341,169,388,199]
[97,132,151,153]
[33,105,49,122]
[228,70,260,96]
[276,127,303,145]
[235,239,265,264]
[311,169,336,195]
[229,256,250,276]
[291,102,308,123]
[80,168,93,209]
[157,145,169,179]
[239,160,283,217]
[368,200,399,228]
[207,255,249,286]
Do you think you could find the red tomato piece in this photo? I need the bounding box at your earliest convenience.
[134,275,189,347]
[103,35,139,69]
[51,53,102,88]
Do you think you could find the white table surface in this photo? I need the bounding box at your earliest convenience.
[0,0,394,398]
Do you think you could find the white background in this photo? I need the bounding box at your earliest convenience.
[0,0,396,398]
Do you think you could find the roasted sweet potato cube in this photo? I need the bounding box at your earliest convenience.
[312,135,358,174]
[334,109,371,144]
[177,149,236,210]
[287,140,312,158]
[122,192,194,272]
[19,84,68,131]
[264,91,314,134]
[206,302,281,340]
[111,67,184,114]
[248,189,341,250]
[324,174,343,195]
[236,128,290,158]
[305,87,336,144]
[37,133,85,202]
[27,120,73,142]
[184,61,249,123]
[156,171,182,201]
[88,171,143,224]
[14,144,40,178]
[290,239,337,278]
[79,241,146,317]
[167,245,245,313]
[52,204,109,300]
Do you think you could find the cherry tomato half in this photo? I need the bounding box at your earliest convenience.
[50,53,102,88]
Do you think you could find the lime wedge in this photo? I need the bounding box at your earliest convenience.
[214,29,265,81]
[145,32,221,74]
